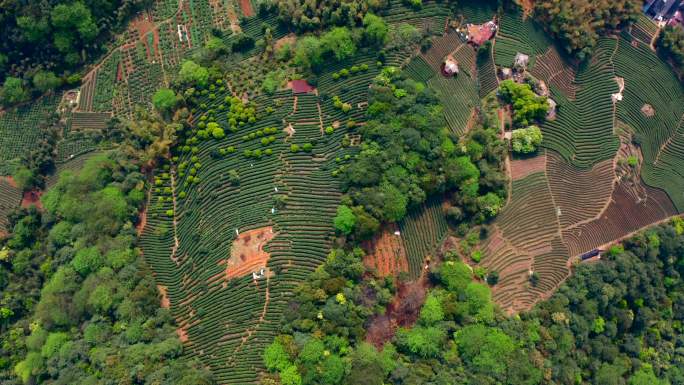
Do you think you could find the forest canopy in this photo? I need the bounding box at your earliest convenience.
[533,0,641,59]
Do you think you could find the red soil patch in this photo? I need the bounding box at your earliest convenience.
[239,0,254,17]
[287,80,316,94]
[132,12,155,38]
[21,190,43,209]
[362,223,409,277]
[510,153,547,180]
[213,226,276,281]
[274,35,296,51]
[177,326,189,343]
[366,275,429,349]
[2,176,18,188]
[519,0,534,19]
[158,285,170,308]
[641,104,655,117]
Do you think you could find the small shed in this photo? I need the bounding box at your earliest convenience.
[546,98,557,119]
[513,52,530,71]
[500,67,512,79]
[580,249,601,261]
[442,57,459,77]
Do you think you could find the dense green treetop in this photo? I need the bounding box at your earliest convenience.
[657,25,684,79]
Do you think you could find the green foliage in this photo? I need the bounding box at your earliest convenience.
[153,88,177,111]
[2,153,213,384]
[40,332,69,359]
[1,77,29,105]
[498,81,549,127]
[395,326,446,358]
[294,36,323,71]
[179,60,209,87]
[454,324,516,376]
[363,13,388,47]
[207,122,225,139]
[439,261,472,292]
[342,71,505,228]
[321,27,357,61]
[264,341,291,372]
[13,166,35,191]
[280,365,302,385]
[510,125,543,154]
[32,71,62,93]
[419,293,444,325]
[71,246,103,276]
[334,205,356,234]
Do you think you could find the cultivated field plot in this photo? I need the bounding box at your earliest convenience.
[77,0,284,118]
[362,223,409,278]
[540,37,620,169]
[399,197,449,278]
[138,50,398,382]
[485,146,681,313]
[493,11,551,70]
[612,39,684,211]
[0,95,60,175]
[0,177,22,237]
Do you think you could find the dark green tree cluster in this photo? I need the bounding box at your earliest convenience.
[271,0,387,32]
[525,223,684,384]
[292,17,388,74]
[270,214,684,385]
[335,67,506,238]
[534,0,640,59]
[0,153,213,385]
[0,0,151,106]
[264,248,395,384]
[657,25,684,80]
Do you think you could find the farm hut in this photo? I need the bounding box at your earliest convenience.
[442,57,459,77]
[500,67,512,79]
[536,80,549,97]
[513,53,529,71]
[546,98,557,119]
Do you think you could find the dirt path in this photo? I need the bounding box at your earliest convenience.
[650,26,661,51]
[316,102,324,135]
[653,113,684,166]
[169,172,181,265]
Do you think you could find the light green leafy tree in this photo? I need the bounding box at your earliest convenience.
[510,125,543,154]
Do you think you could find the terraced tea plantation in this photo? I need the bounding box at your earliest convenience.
[4,0,684,381]
[480,14,684,313]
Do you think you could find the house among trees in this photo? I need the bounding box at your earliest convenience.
[466,20,498,46]
[643,0,684,23]
[442,56,460,77]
